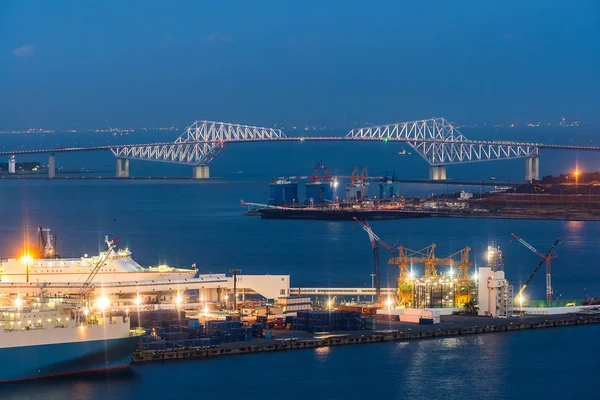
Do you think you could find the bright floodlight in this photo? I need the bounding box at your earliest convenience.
[386,297,393,309]
[203,304,209,315]
[20,255,33,264]
[409,270,415,279]
[135,296,142,305]
[472,272,479,281]
[15,298,22,308]
[175,294,182,306]
[95,295,110,311]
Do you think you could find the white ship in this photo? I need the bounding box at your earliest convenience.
[0,295,141,382]
[0,228,196,284]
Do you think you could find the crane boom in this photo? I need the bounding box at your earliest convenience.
[512,234,561,303]
[78,236,120,295]
[354,218,394,305]
[510,233,545,258]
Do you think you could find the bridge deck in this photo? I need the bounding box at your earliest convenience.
[0,136,599,156]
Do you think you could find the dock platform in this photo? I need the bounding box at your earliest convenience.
[132,314,600,364]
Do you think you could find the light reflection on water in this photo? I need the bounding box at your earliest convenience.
[1,326,599,400]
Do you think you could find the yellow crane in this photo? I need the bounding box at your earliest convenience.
[390,244,472,307]
[327,296,338,309]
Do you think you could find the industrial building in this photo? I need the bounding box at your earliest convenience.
[269,179,298,206]
[305,182,334,205]
[477,244,513,317]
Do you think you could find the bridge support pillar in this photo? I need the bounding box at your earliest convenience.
[525,156,539,181]
[193,165,210,179]
[48,153,56,178]
[429,165,446,180]
[116,157,129,178]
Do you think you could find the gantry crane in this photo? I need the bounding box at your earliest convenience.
[354,218,394,306]
[390,244,472,306]
[350,166,369,185]
[510,233,561,304]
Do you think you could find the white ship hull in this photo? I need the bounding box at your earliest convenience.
[0,314,141,383]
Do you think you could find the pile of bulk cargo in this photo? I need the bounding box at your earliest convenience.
[291,310,375,332]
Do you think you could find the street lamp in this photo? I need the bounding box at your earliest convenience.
[230,269,242,312]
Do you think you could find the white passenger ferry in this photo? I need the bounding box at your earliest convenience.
[0,228,196,284]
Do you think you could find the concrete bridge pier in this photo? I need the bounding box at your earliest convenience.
[48,153,56,178]
[116,157,130,178]
[525,156,539,181]
[429,165,447,180]
[193,165,210,179]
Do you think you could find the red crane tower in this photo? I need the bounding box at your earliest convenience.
[354,218,394,306]
[510,233,561,304]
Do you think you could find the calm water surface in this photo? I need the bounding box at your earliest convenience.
[0,130,598,399]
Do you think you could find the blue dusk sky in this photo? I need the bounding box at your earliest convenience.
[1,1,599,129]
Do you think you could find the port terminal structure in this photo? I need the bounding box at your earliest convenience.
[2,118,600,181]
[0,274,290,303]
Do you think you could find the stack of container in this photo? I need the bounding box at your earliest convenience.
[362,316,377,330]
[419,309,441,324]
[206,320,252,343]
[292,311,364,332]
[251,323,264,337]
[277,297,312,313]
[398,309,441,324]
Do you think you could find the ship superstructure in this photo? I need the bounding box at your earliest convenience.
[0,229,196,284]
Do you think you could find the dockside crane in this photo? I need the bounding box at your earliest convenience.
[354,218,394,306]
[78,236,120,296]
[510,233,561,304]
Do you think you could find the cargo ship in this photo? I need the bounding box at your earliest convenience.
[0,296,141,382]
[0,228,196,283]
[259,207,432,220]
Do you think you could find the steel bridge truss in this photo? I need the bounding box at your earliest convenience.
[111,121,286,165]
[346,118,540,165]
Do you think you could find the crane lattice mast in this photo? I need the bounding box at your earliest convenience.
[511,233,561,303]
[354,218,393,306]
[78,236,120,296]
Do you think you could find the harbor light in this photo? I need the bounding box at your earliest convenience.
[19,254,33,264]
[175,294,182,307]
[386,297,393,310]
[203,304,209,316]
[95,296,110,311]
[135,296,142,306]
[472,272,479,281]
[15,298,22,308]
[449,267,455,278]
